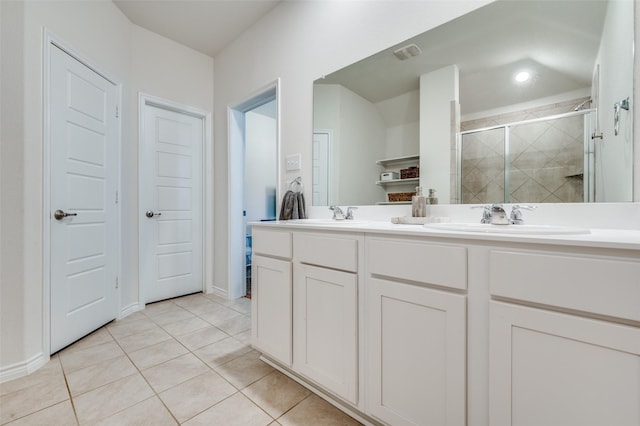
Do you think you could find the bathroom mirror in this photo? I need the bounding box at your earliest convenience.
[312,0,634,206]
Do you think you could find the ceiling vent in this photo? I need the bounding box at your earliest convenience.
[393,43,422,61]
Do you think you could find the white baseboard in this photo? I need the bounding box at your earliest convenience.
[118,302,144,319]
[0,352,49,384]
[207,285,228,299]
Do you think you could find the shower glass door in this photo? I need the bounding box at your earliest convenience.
[459,110,594,204]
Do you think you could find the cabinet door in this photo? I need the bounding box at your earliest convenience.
[251,255,292,366]
[366,277,467,426]
[490,301,640,426]
[293,263,358,405]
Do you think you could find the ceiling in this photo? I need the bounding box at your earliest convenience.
[317,0,608,116]
[113,0,282,57]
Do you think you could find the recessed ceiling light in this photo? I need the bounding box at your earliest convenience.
[515,71,530,83]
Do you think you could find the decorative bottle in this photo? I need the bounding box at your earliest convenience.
[412,186,427,217]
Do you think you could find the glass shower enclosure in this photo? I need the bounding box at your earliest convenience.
[457,109,597,204]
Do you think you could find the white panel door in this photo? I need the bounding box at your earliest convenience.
[141,104,203,303]
[50,45,119,353]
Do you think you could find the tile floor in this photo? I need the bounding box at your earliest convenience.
[0,293,362,425]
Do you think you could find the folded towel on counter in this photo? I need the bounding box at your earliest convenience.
[279,190,307,220]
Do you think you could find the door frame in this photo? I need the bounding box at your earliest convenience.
[137,93,213,306]
[43,30,123,357]
[228,79,281,300]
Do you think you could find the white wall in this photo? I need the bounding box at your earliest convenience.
[0,0,213,378]
[420,65,460,204]
[376,90,420,158]
[595,0,634,202]
[314,84,387,205]
[212,0,493,294]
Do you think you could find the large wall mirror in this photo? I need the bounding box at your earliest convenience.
[312,0,634,206]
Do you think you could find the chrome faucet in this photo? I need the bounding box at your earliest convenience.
[473,203,509,225]
[329,206,346,220]
[509,205,537,224]
[345,206,358,220]
[329,206,357,220]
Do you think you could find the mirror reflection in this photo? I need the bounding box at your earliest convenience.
[312,0,634,206]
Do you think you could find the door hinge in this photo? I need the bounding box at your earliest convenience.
[115,106,119,118]
[115,191,119,204]
[115,277,119,289]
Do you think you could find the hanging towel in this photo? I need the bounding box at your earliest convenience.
[279,190,307,220]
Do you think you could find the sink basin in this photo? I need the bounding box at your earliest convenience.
[287,219,368,226]
[423,222,591,235]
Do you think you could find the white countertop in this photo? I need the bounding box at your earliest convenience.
[250,219,640,251]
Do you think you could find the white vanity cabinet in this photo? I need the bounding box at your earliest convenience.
[251,228,293,366]
[293,232,360,405]
[488,248,640,426]
[365,236,468,426]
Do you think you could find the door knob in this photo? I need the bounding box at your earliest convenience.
[145,210,162,218]
[54,209,77,220]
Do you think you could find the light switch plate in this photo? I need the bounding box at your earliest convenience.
[286,153,301,171]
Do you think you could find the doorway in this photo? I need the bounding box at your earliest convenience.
[46,40,120,353]
[229,81,280,300]
[139,95,209,304]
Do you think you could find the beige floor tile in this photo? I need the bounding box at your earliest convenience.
[5,400,77,426]
[58,340,124,374]
[94,396,177,426]
[215,314,251,335]
[66,355,137,397]
[172,293,212,309]
[215,350,274,389]
[128,339,188,370]
[0,365,70,424]
[106,316,158,340]
[0,357,64,396]
[181,300,224,316]
[158,371,236,423]
[234,329,252,345]
[141,353,210,393]
[202,293,227,304]
[243,371,311,418]
[227,297,252,315]
[277,394,362,426]
[162,316,210,337]
[150,307,196,326]
[73,373,154,423]
[143,299,181,317]
[114,324,172,353]
[175,325,228,351]
[58,328,114,354]
[198,306,243,326]
[193,336,252,368]
[183,392,272,426]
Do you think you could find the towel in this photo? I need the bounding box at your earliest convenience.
[279,190,307,220]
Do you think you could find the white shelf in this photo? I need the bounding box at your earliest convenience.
[376,178,419,186]
[376,154,419,167]
[376,201,412,205]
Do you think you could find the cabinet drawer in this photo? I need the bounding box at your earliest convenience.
[252,228,291,259]
[294,233,358,273]
[367,237,467,290]
[490,250,640,322]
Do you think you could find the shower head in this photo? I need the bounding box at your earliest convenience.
[573,98,592,111]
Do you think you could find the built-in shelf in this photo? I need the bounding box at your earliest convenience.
[376,154,419,167]
[376,178,419,186]
[377,201,412,205]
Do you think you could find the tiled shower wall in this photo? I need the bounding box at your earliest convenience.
[456,98,588,204]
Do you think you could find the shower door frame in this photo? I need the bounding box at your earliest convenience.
[457,109,596,204]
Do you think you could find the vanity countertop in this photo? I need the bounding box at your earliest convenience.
[250,219,640,252]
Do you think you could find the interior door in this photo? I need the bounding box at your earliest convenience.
[50,45,119,353]
[140,103,204,303]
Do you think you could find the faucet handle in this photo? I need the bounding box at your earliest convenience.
[346,206,358,220]
[510,205,537,224]
[471,204,492,224]
[329,205,345,220]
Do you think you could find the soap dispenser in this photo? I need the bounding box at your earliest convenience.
[412,186,427,217]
